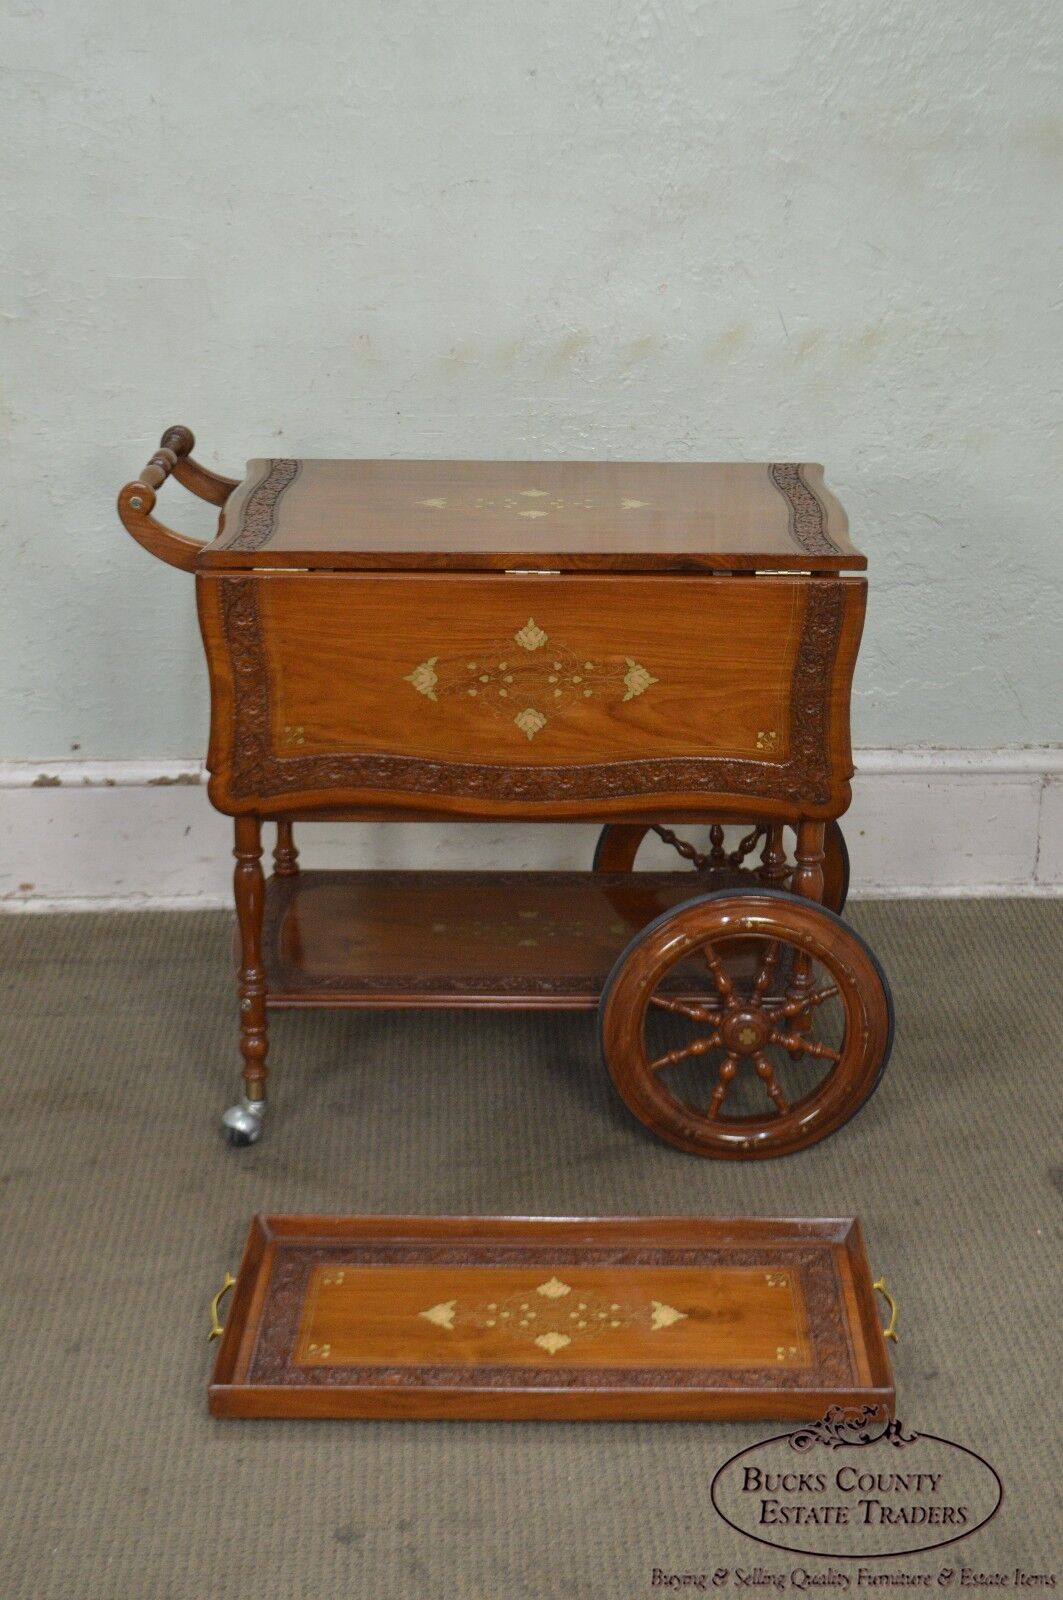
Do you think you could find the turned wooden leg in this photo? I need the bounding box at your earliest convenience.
[757,823,790,888]
[791,820,826,905]
[222,815,269,1146]
[273,818,299,877]
[235,815,268,1099]
[785,821,826,1051]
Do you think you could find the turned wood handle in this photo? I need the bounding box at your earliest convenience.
[117,424,239,573]
[138,425,193,490]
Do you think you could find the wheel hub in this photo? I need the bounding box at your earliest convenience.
[721,1007,770,1055]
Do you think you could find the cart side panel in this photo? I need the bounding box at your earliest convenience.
[196,573,866,822]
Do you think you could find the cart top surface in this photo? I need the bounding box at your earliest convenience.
[201,458,865,573]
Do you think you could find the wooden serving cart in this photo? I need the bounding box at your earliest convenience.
[118,427,893,1160]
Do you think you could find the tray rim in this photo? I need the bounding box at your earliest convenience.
[209,1214,895,1421]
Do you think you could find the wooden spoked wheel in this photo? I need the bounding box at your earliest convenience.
[599,889,893,1160]
[593,820,850,915]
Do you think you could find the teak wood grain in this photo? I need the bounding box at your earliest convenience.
[208,1215,895,1421]
[258,868,762,1007]
[196,572,865,820]
[203,458,864,573]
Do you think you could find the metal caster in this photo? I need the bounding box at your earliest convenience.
[221,1096,265,1148]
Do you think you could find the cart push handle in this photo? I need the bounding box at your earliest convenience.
[117,425,239,572]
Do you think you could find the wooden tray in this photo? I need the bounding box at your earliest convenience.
[208,1216,895,1420]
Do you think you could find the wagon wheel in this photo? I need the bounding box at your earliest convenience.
[593,820,850,915]
[599,889,893,1159]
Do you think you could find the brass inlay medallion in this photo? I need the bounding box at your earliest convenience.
[427,906,628,950]
[416,490,651,522]
[418,1276,688,1357]
[404,617,659,741]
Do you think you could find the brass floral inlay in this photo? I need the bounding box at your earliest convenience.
[418,1276,687,1356]
[427,906,628,950]
[513,617,548,651]
[404,617,659,741]
[416,490,651,521]
[756,730,780,752]
[514,707,547,740]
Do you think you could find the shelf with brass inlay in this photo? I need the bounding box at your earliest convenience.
[259,868,753,1008]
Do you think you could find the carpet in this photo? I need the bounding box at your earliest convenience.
[0,900,1059,1597]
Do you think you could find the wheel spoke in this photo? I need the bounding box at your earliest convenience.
[769,1031,841,1062]
[765,985,839,1021]
[754,1053,790,1113]
[752,939,782,1000]
[649,994,723,1023]
[701,943,736,1001]
[651,824,709,872]
[649,1033,721,1073]
[728,824,765,868]
[707,1053,739,1118]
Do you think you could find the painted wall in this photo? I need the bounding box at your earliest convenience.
[2,0,1060,761]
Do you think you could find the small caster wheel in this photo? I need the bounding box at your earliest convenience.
[599,887,893,1159]
[221,1097,265,1148]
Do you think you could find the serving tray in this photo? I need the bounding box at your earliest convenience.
[208,1216,896,1420]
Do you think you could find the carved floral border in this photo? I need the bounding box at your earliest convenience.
[769,464,841,557]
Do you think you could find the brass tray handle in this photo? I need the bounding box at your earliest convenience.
[117,424,239,572]
[873,1276,899,1343]
[208,1273,236,1343]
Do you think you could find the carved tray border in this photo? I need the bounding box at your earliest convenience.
[246,1241,855,1392]
[218,580,845,806]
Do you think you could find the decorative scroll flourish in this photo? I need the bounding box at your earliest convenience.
[768,464,840,557]
[216,580,847,807]
[248,1242,854,1391]
[790,1404,918,1452]
[219,459,300,553]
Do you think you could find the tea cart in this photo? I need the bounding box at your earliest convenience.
[118,427,893,1160]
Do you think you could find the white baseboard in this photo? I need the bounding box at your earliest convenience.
[1,750,1061,910]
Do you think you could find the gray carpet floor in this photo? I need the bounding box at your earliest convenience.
[0,900,1060,1598]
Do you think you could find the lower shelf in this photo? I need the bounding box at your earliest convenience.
[261,868,711,1008]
